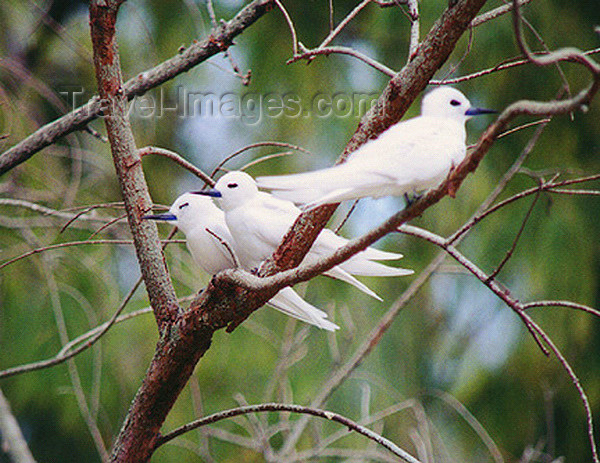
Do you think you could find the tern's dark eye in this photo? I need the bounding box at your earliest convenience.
[450,99,461,106]
[178,202,189,209]
[227,182,238,189]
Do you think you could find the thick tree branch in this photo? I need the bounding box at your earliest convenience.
[89,0,179,332]
[88,1,190,461]
[0,0,275,176]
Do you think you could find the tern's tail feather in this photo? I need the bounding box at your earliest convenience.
[268,288,339,331]
[341,258,414,277]
[356,247,403,261]
[324,266,382,301]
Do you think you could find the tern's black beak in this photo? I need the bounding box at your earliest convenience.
[465,107,497,116]
[191,189,222,198]
[143,213,177,221]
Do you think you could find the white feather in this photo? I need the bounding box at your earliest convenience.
[257,87,492,208]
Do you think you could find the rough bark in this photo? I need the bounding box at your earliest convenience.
[89,1,491,461]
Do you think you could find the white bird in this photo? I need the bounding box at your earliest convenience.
[194,171,413,301]
[256,87,495,208]
[144,193,339,331]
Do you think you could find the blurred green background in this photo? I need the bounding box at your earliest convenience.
[0,0,599,461]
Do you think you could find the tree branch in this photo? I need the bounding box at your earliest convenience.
[0,0,276,176]
[155,403,422,463]
[0,387,36,463]
[258,0,491,285]
[89,0,179,332]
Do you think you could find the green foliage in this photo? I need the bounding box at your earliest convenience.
[1,0,599,462]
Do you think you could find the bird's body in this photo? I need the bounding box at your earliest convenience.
[256,87,494,208]
[198,172,413,301]
[144,193,339,331]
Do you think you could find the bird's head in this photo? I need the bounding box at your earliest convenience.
[421,86,496,122]
[143,193,220,235]
[193,171,258,212]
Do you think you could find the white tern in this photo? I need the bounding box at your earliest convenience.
[194,171,413,301]
[256,87,495,208]
[144,193,339,331]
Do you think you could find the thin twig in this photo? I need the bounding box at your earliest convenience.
[486,188,541,281]
[287,46,396,76]
[406,0,419,60]
[238,151,296,171]
[0,239,184,270]
[0,387,36,463]
[523,300,600,318]
[139,146,214,186]
[470,0,534,27]
[155,403,422,463]
[210,141,311,178]
[430,47,600,85]
[205,228,239,267]
[273,0,298,56]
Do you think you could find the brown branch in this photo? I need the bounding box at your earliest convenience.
[287,46,396,76]
[0,0,276,176]
[138,146,214,186]
[85,3,279,463]
[399,224,599,462]
[257,0,491,287]
[89,0,179,332]
[154,403,422,463]
[0,239,181,270]
[210,141,311,178]
[486,188,540,281]
[88,1,192,461]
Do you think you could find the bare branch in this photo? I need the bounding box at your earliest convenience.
[319,0,373,50]
[486,189,541,280]
[0,0,276,175]
[155,403,422,463]
[0,387,36,463]
[210,141,312,178]
[431,47,600,85]
[523,300,600,318]
[273,0,298,56]
[471,0,534,27]
[406,0,420,60]
[287,46,396,77]
[0,277,144,380]
[205,227,239,267]
[449,173,600,244]
[138,146,214,186]
[0,239,182,271]
[90,0,179,331]
[399,224,599,462]
[513,0,600,76]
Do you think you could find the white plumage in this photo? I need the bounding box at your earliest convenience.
[256,87,494,208]
[195,171,413,302]
[144,193,339,331]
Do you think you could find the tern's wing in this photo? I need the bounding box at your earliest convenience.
[258,116,465,207]
[224,195,300,268]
